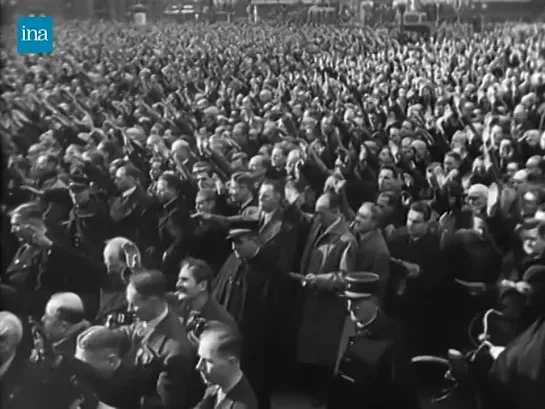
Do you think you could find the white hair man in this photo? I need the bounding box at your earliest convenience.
[99,237,142,325]
[0,311,23,379]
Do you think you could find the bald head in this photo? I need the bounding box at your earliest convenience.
[46,293,85,323]
[171,139,190,162]
[43,293,86,343]
[248,155,269,172]
[0,311,24,366]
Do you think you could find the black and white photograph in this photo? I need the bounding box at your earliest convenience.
[1,1,544,408]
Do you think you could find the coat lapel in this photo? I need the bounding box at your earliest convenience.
[259,209,283,244]
[314,216,346,247]
[300,217,321,274]
[140,313,171,356]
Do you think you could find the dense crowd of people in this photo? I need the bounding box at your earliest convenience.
[1,16,545,409]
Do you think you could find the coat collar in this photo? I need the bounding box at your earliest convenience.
[356,228,379,244]
[163,195,180,212]
[318,215,349,240]
[259,208,284,243]
[144,309,180,352]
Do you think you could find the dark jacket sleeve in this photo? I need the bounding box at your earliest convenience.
[162,210,193,276]
[388,336,420,409]
[58,357,161,408]
[46,242,105,318]
[81,161,118,196]
[42,187,73,207]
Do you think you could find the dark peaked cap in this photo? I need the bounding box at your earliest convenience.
[226,219,260,240]
[342,272,380,299]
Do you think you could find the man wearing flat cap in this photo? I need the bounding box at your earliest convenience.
[328,273,419,409]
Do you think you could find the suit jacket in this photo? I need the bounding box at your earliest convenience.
[387,228,445,311]
[193,375,259,409]
[354,229,390,302]
[123,309,204,409]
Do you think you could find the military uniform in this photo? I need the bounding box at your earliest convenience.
[66,197,114,260]
[328,271,419,409]
[328,309,419,409]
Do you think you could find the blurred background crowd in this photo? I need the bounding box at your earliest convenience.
[1,1,545,409]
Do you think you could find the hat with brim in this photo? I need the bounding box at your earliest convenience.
[341,272,380,299]
[226,219,259,240]
[226,229,254,241]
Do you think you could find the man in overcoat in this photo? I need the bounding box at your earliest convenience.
[213,221,280,409]
[296,192,357,405]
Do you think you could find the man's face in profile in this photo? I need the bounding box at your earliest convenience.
[196,336,234,386]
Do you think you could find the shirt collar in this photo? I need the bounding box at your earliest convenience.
[143,305,169,330]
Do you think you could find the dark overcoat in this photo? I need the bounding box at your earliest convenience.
[328,310,419,409]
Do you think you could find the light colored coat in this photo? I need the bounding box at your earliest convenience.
[354,228,390,303]
[297,215,357,366]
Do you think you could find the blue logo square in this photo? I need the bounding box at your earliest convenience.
[16,16,53,54]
